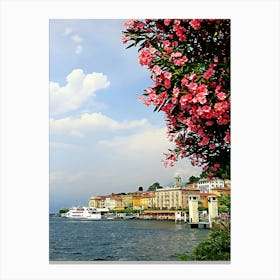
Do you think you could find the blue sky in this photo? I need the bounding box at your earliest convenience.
[49,19,201,213]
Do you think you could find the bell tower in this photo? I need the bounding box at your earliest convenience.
[174,173,182,188]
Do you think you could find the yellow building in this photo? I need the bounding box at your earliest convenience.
[210,187,231,197]
[122,194,133,209]
[199,193,218,208]
[88,196,100,208]
[140,193,156,209]
[88,196,106,208]
[155,187,200,209]
[132,195,142,210]
[224,179,231,188]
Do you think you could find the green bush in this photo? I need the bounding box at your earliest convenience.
[179,229,230,261]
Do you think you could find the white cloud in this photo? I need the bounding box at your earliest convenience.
[63,27,72,36]
[50,171,86,183]
[96,126,201,186]
[98,126,171,155]
[50,69,110,116]
[71,34,83,43]
[75,45,83,55]
[50,112,149,137]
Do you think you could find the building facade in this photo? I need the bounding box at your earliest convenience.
[197,178,225,193]
[155,187,200,210]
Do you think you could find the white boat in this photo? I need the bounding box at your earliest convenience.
[64,206,103,220]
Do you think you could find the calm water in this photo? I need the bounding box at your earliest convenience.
[49,215,209,262]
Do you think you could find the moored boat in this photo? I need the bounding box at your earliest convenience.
[64,206,104,220]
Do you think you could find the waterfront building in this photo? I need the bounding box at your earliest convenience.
[155,187,200,209]
[132,195,142,210]
[210,187,231,197]
[122,194,133,209]
[199,193,217,208]
[140,193,156,209]
[88,196,106,208]
[105,197,116,210]
[185,183,198,189]
[197,178,225,193]
[88,196,100,208]
[224,179,231,188]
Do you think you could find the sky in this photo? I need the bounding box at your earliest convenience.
[49,19,201,213]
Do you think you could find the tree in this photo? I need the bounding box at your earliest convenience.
[123,19,230,178]
[59,208,69,214]
[190,229,230,260]
[218,194,231,212]
[187,175,200,184]
[147,182,163,191]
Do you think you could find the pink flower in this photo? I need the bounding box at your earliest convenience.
[188,73,197,81]
[196,84,208,95]
[173,87,180,97]
[224,131,230,143]
[187,82,198,91]
[209,144,216,150]
[202,165,209,172]
[180,95,189,107]
[173,56,188,66]
[198,137,210,146]
[164,79,171,89]
[122,35,131,44]
[146,87,155,95]
[171,52,182,58]
[164,19,171,26]
[181,76,189,87]
[206,120,214,126]
[203,67,215,80]
[138,49,154,66]
[124,19,136,29]
[211,166,218,171]
[202,105,211,113]
[179,35,187,42]
[216,91,226,100]
[164,72,172,80]
[194,93,207,104]
[151,65,162,75]
[189,19,203,30]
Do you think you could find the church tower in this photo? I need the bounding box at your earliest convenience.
[174,173,182,188]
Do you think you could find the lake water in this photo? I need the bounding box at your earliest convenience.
[49,215,210,262]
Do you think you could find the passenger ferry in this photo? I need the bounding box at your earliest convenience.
[63,206,109,220]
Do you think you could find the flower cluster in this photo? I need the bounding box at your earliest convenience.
[123,19,230,178]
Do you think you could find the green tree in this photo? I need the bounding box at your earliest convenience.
[187,175,200,184]
[147,182,163,191]
[218,195,230,212]
[191,229,230,260]
[179,222,230,261]
[59,208,69,214]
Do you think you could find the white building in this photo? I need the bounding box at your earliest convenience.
[197,178,225,193]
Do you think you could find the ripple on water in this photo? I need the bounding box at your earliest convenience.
[49,217,210,261]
